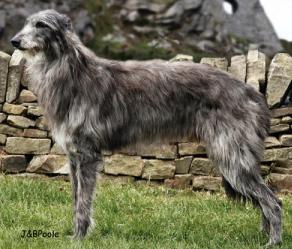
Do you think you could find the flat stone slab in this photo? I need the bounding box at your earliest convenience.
[5,137,51,154]
[0,155,26,172]
[269,124,290,134]
[104,154,144,177]
[190,158,219,176]
[23,128,47,138]
[7,115,35,128]
[142,159,175,180]
[263,147,292,162]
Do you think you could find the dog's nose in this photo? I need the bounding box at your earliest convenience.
[11,38,21,48]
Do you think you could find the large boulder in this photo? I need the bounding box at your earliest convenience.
[0,0,282,57]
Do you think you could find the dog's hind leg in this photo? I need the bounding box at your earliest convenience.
[206,130,282,247]
[223,176,271,235]
[68,145,100,239]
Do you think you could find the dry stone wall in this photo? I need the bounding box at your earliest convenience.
[1,50,292,193]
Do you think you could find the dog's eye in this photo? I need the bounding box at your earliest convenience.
[35,21,48,29]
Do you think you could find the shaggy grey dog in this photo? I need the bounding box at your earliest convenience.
[11,9,282,246]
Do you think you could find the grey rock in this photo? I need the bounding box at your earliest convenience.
[224,0,283,56]
[0,0,282,56]
[0,155,26,172]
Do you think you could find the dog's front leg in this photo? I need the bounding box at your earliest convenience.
[69,150,100,239]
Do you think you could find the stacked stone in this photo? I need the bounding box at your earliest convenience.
[1,49,292,194]
[0,50,68,175]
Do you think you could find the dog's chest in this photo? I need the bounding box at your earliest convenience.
[52,125,70,154]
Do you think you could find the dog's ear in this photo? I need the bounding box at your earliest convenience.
[62,14,73,31]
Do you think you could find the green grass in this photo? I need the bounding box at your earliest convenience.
[0,175,291,249]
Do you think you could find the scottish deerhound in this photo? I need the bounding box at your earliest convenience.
[11,9,282,246]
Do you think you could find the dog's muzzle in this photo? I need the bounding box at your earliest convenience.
[11,34,25,50]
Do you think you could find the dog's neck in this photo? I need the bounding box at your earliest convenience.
[24,33,91,128]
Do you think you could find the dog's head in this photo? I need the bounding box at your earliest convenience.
[11,9,73,57]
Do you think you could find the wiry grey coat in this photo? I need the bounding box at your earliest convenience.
[11,10,282,247]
